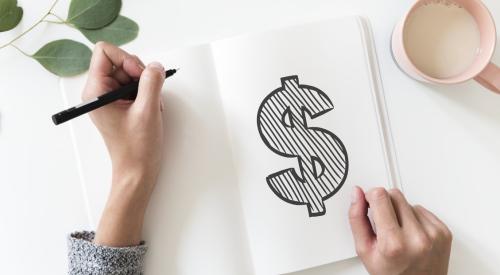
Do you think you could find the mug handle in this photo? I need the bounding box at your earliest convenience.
[474,63,500,94]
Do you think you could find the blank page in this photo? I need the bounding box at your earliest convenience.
[61,45,253,275]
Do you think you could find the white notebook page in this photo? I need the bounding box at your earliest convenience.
[212,17,393,274]
[61,45,254,275]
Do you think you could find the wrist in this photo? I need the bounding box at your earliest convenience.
[113,161,158,187]
[94,169,157,247]
[111,167,158,209]
[111,154,160,183]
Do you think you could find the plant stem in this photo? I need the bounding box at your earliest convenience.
[10,44,32,58]
[43,19,65,24]
[0,15,49,50]
[0,0,60,50]
[48,12,66,23]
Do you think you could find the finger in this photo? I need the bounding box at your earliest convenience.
[89,42,132,77]
[123,55,144,79]
[365,188,400,234]
[349,186,375,256]
[110,55,144,85]
[414,205,444,227]
[131,55,145,71]
[413,205,444,247]
[82,76,121,101]
[413,205,452,241]
[388,188,421,230]
[85,44,145,99]
[413,206,435,234]
[111,68,132,85]
[134,62,165,111]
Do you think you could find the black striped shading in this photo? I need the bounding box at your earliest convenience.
[257,76,349,217]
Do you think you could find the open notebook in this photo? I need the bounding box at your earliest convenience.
[60,16,401,275]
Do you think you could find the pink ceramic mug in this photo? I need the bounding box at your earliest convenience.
[392,0,500,93]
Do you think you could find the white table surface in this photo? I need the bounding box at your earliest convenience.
[1,0,500,274]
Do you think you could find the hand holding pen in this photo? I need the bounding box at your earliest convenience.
[73,42,167,246]
[52,49,177,125]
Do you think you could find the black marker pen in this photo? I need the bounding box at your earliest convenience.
[52,68,178,125]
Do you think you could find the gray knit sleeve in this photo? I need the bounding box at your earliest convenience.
[68,231,147,275]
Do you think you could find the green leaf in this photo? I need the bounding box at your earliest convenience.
[33,39,92,77]
[79,15,138,46]
[0,0,23,32]
[67,0,121,29]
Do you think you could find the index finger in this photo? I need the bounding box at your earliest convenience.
[89,42,132,77]
[365,188,400,234]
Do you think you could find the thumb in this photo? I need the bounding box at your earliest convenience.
[134,62,165,112]
[348,186,375,257]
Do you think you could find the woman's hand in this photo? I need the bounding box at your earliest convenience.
[82,42,165,247]
[349,187,452,275]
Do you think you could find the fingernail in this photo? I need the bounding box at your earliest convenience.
[148,61,164,72]
[351,186,361,204]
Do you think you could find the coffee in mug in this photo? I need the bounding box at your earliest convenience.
[392,0,500,93]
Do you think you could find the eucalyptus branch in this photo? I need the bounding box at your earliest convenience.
[10,44,31,57]
[0,0,138,77]
[0,0,60,50]
[48,12,66,23]
[43,19,65,24]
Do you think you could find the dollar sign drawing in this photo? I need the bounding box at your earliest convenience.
[257,76,348,217]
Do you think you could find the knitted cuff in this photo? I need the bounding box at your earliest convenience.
[68,231,147,275]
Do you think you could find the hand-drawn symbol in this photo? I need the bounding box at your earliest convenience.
[257,76,348,217]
